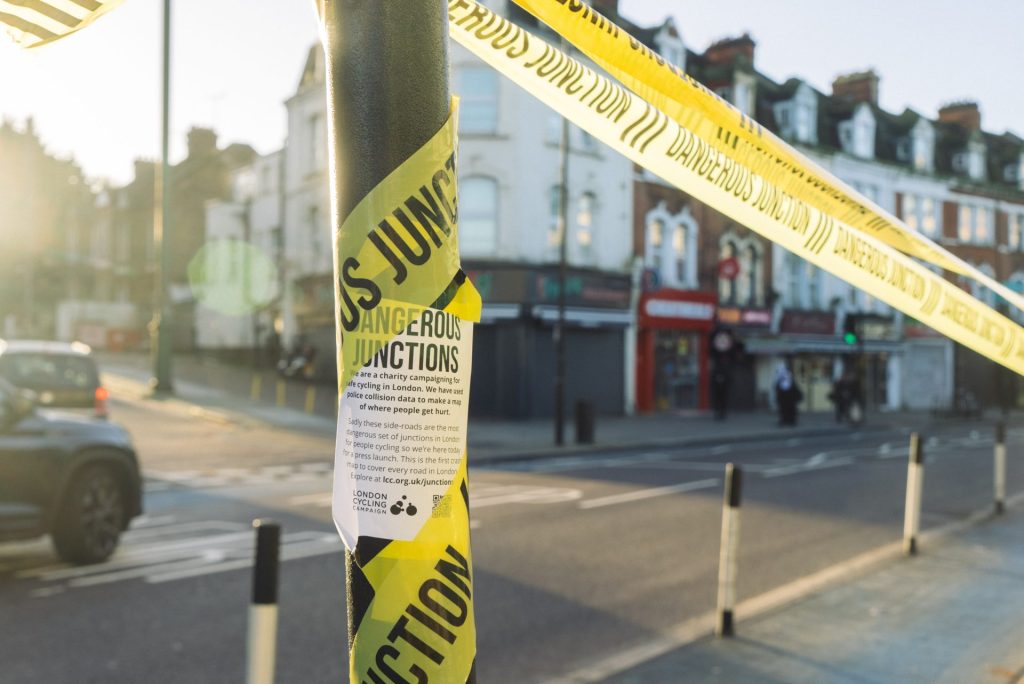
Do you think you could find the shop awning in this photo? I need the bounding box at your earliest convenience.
[744,336,904,355]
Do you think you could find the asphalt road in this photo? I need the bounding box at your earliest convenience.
[0,397,1019,683]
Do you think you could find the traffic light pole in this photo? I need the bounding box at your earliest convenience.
[554,90,570,446]
[321,0,451,657]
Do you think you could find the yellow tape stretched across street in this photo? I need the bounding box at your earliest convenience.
[330,101,480,683]
[0,0,125,48]
[505,0,1024,315]
[446,0,1024,375]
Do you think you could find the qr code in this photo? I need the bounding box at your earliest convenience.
[432,494,451,518]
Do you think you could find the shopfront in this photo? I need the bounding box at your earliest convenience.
[465,263,633,419]
[715,306,773,410]
[636,290,717,412]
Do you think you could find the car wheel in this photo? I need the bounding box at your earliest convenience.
[52,466,125,564]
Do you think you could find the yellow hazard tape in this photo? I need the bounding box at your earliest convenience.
[332,102,479,682]
[509,0,1024,314]
[0,0,125,48]
[447,0,1024,375]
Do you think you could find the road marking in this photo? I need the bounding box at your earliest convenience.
[130,515,177,529]
[287,483,584,510]
[289,491,333,507]
[579,478,719,510]
[147,535,341,584]
[761,457,854,478]
[471,485,582,508]
[122,520,242,542]
[710,445,732,455]
[19,523,340,594]
[18,530,254,581]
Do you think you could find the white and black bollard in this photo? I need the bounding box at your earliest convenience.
[902,433,924,555]
[715,463,743,637]
[994,422,1006,515]
[247,520,280,684]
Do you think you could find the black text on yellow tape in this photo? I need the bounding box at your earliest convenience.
[502,0,1024,313]
[447,0,1024,375]
[331,101,479,683]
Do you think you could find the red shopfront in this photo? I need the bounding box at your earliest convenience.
[636,290,717,412]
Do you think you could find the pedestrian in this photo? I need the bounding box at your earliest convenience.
[775,361,801,426]
[711,364,730,421]
[830,372,849,423]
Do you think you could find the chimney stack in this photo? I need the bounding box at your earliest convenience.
[832,70,879,106]
[938,101,981,131]
[187,127,218,158]
[703,33,755,66]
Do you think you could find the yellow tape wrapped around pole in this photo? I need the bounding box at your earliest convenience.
[447,0,1024,375]
[323,2,479,681]
[507,0,1024,314]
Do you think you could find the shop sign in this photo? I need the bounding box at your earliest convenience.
[465,266,630,309]
[861,318,896,341]
[535,272,630,309]
[717,307,772,327]
[780,310,835,335]
[645,298,715,321]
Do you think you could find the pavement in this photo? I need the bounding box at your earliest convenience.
[603,502,1024,684]
[93,351,946,464]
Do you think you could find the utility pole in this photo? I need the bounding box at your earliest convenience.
[150,0,173,393]
[554,48,570,446]
[322,3,471,679]
[239,195,259,365]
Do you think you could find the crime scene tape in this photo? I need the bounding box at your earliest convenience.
[446,0,1024,375]
[0,0,124,48]
[330,101,479,682]
[509,0,1024,315]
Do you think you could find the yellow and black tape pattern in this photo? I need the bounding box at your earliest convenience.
[509,0,1024,313]
[334,102,479,683]
[447,0,1024,376]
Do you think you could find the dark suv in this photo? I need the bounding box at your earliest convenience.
[0,378,142,564]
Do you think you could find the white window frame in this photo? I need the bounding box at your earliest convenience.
[720,229,764,307]
[457,66,499,135]
[958,203,994,245]
[901,193,940,239]
[459,176,499,256]
[645,203,698,289]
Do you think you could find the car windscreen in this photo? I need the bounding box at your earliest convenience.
[0,353,100,391]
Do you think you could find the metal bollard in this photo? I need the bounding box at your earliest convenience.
[304,386,316,414]
[275,380,285,408]
[575,401,595,444]
[715,463,742,637]
[247,520,280,684]
[251,374,262,402]
[902,433,924,555]
[995,422,1006,515]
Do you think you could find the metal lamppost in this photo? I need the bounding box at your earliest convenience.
[150,0,174,393]
[321,0,451,658]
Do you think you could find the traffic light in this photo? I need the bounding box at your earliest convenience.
[842,314,859,346]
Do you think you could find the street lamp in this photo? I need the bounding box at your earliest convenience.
[150,0,174,393]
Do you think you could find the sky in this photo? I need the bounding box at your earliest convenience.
[0,0,1020,185]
